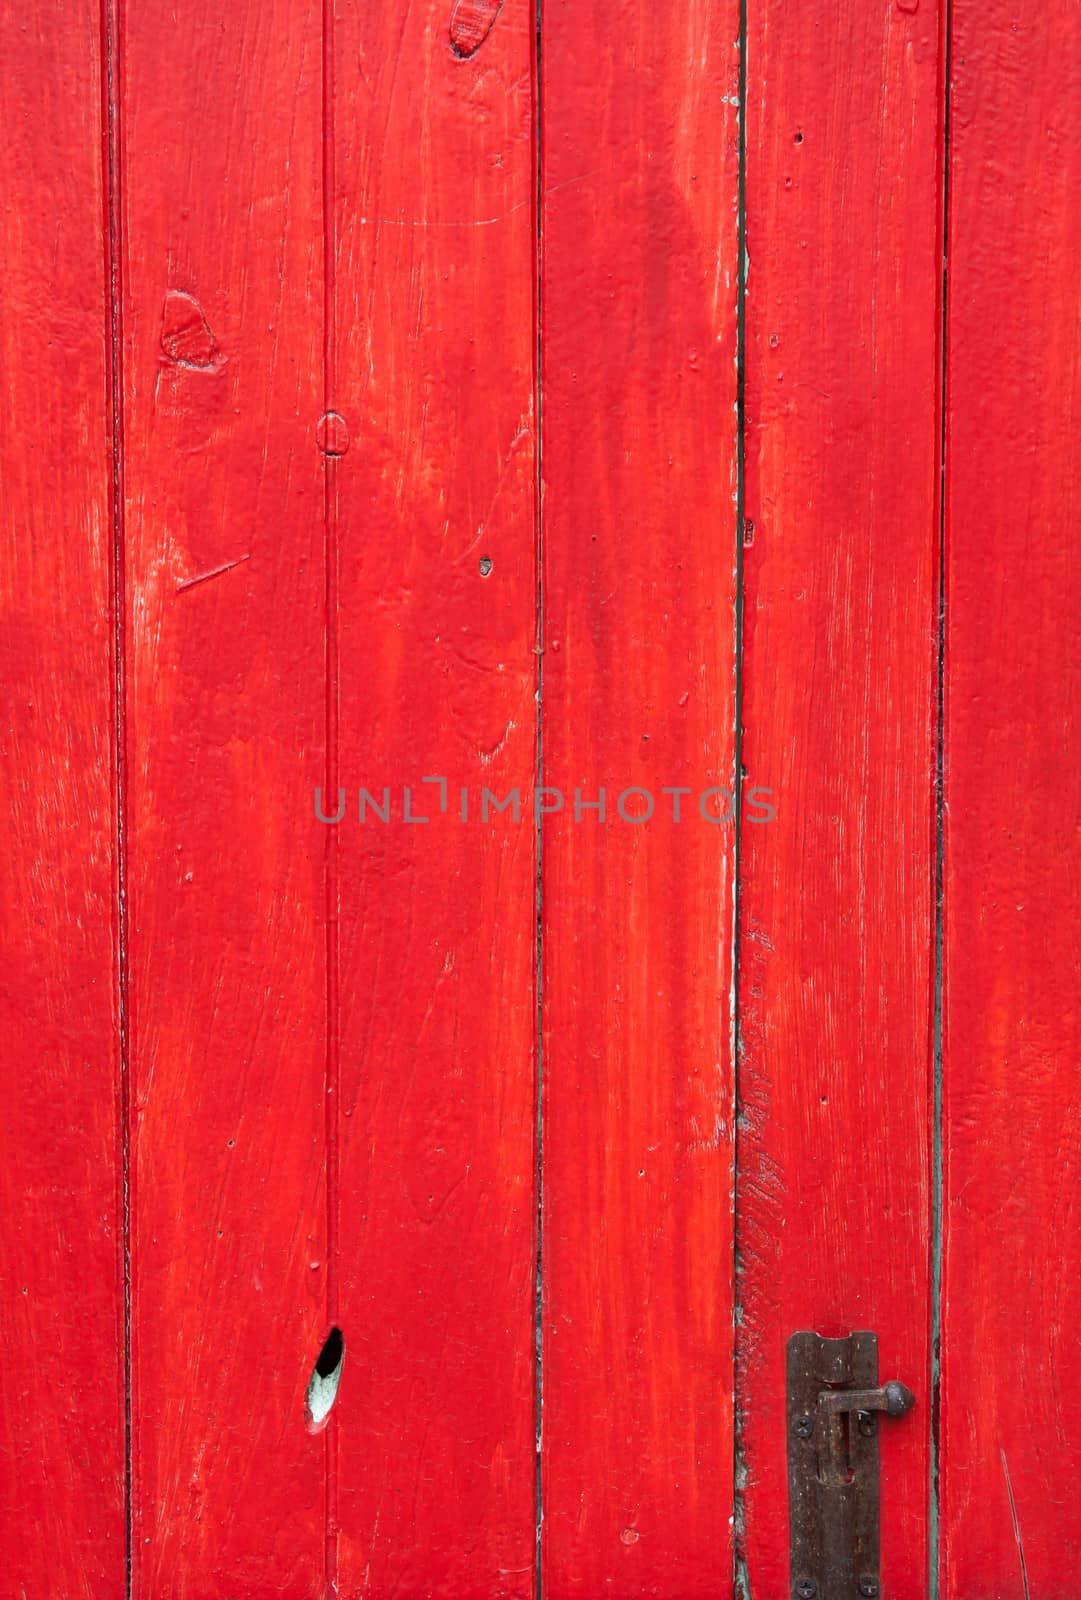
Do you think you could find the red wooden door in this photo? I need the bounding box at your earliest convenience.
[1,2,1078,1598]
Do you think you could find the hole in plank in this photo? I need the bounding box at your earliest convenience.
[305,1326,345,1431]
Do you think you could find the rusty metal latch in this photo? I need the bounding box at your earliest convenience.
[787,1331,916,1600]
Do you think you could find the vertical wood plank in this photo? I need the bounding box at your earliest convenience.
[0,5,124,1592]
[121,3,329,1590]
[539,1,740,1592]
[332,3,539,1593]
[941,4,1081,1590]
[737,1,942,1592]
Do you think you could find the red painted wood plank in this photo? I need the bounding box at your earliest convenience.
[737,2,942,1592]
[0,6,124,1592]
[539,2,740,1592]
[331,3,539,1593]
[120,3,330,1590]
[940,5,1081,1590]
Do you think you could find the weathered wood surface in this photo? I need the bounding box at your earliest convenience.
[539,0,739,1592]
[2,2,1078,1596]
[0,4,124,1593]
[736,1,943,1592]
[940,2,1081,1591]
[332,2,538,1593]
[121,0,329,1589]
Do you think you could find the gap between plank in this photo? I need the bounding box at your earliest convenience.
[532,3,545,1595]
[322,0,341,1591]
[929,0,954,1593]
[99,0,132,1592]
[731,0,750,1592]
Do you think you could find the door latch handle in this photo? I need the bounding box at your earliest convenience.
[814,1379,915,1490]
[817,1381,915,1419]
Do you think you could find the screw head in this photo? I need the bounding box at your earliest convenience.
[859,1578,879,1597]
[795,1582,817,1599]
[858,1414,877,1437]
[793,1414,814,1438]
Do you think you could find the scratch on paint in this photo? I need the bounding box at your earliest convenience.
[478,718,514,765]
[176,554,250,594]
[356,171,602,230]
[1000,1449,1031,1600]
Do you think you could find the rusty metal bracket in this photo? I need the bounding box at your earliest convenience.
[787,1331,915,1600]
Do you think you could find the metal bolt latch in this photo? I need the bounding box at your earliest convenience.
[787,1332,916,1600]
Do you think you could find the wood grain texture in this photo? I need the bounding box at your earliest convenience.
[539,2,740,1592]
[10,1,1081,1592]
[736,1,942,1593]
[0,5,124,1593]
[332,2,539,1593]
[940,3,1081,1590]
[121,2,330,1591]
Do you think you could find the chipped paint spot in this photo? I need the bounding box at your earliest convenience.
[317,411,350,456]
[306,1327,345,1432]
[160,290,220,368]
[449,0,503,58]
